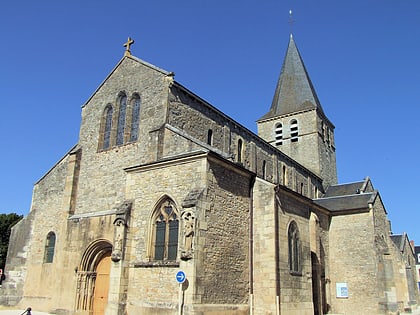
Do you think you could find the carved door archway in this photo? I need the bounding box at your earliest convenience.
[75,240,112,315]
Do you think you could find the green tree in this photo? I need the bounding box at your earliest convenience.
[0,213,23,270]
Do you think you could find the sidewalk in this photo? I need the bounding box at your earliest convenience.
[402,307,420,315]
[0,308,418,315]
[0,310,53,315]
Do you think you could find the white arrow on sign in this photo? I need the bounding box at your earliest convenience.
[176,270,186,283]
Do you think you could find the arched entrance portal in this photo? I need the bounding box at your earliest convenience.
[75,240,112,315]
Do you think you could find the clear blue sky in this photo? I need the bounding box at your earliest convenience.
[1,1,420,242]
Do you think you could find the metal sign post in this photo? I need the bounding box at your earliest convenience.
[176,271,186,315]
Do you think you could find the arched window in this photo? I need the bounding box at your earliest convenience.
[44,232,56,263]
[282,165,288,186]
[237,139,243,163]
[103,105,113,150]
[290,119,299,143]
[152,198,179,261]
[326,127,330,145]
[288,221,300,273]
[116,94,127,146]
[130,94,141,142]
[262,160,266,180]
[207,129,213,145]
[275,123,283,146]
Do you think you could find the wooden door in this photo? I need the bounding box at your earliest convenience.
[92,252,111,315]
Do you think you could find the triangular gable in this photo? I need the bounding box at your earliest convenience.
[82,55,172,108]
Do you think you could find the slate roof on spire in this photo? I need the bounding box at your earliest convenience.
[259,35,325,121]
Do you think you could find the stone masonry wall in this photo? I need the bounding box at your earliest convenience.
[252,178,278,314]
[328,211,379,315]
[124,152,251,314]
[124,154,206,314]
[257,109,337,187]
[1,212,34,306]
[276,190,314,315]
[168,85,324,200]
[15,155,73,312]
[76,57,172,216]
[200,158,250,304]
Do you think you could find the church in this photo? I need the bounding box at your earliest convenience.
[2,35,419,315]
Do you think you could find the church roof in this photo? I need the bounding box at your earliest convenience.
[390,233,414,255]
[258,35,325,121]
[323,181,365,197]
[390,234,404,251]
[323,177,373,197]
[314,192,377,213]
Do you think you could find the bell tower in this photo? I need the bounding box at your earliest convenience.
[257,35,337,188]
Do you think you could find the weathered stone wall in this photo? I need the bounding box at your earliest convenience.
[1,213,34,306]
[328,211,378,315]
[75,57,172,216]
[257,109,337,188]
[6,152,118,314]
[200,159,250,304]
[168,85,324,200]
[277,188,314,315]
[124,153,199,314]
[125,151,251,314]
[252,178,278,314]
[14,155,72,312]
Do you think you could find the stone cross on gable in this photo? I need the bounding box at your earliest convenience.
[124,37,135,56]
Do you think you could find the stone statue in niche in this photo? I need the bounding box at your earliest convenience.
[111,201,131,262]
[181,210,195,260]
[112,218,125,262]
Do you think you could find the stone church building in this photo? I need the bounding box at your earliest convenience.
[2,35,419,315]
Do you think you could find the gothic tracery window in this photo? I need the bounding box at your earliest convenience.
[152,199,179,261]
[288,221,300,273]
[44,231,56,263]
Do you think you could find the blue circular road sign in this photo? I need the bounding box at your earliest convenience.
[176,270,186,283]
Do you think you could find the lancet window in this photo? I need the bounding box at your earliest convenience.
[288,221,300,273]
[207,129,213,145]
[44,231,56,263]
[102,104,113,150]
[237,139,243,163]
[116,94,127,146]
[129,94,141,142]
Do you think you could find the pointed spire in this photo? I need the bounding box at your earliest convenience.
[259,36,324,121]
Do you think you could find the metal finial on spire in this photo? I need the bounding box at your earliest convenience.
[289,9,294,37]
[123,37,135,56]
